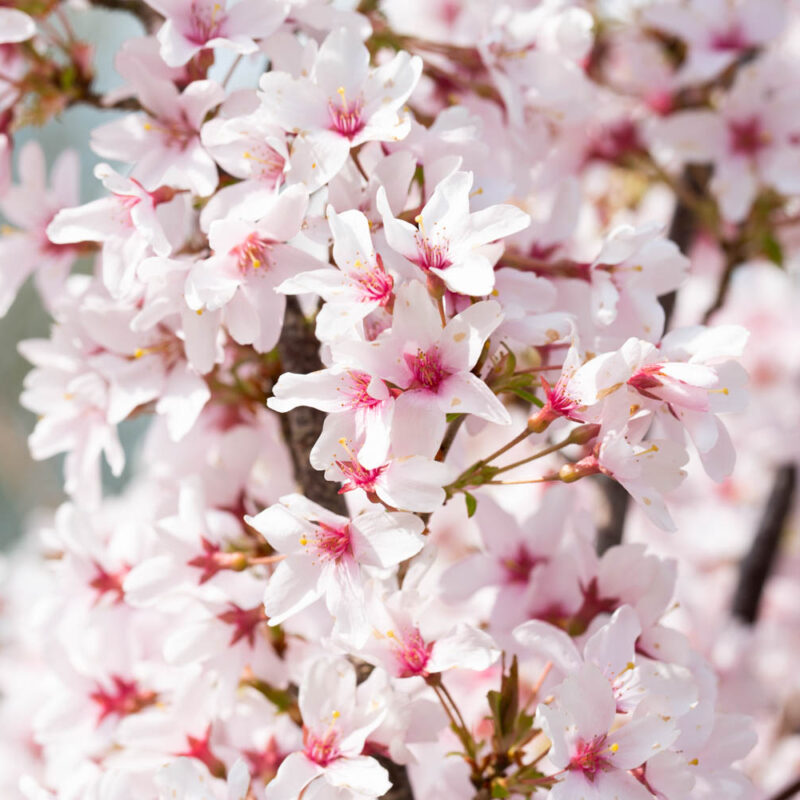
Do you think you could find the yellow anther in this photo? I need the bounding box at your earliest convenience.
[610,743,619,753]
[689,758,699,766]
[332,710,341,719]
[299,537,308,546]
[196,309,203,316]
[133,348,144,359]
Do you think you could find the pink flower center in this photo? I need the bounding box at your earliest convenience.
[308,522,352,561]
[245,738,285,781]
[353,254,394,305]
[231,232,273,274]
[570,736,612,781]
[90,676,157,725]
[392,629,433,677]
[710,24,747,52]
[243,143,286,187]
[178,726,227,779]
[187,537,247,583]
[145,112,195,151]
[414,233,452,271]
[304,729,341,766]
[501,546,542,585]
[335,457,388,494]
[329,87,365,139]
[217,603,267,647]
[343,371,384,410]
[728,116,769,157]
[187,0,226,44]
[89,561,130,604]
[405,346,447,391]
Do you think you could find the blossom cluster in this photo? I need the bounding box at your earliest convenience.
[0,1,798,799]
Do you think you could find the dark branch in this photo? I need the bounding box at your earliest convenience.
[376,756,415,800]
[732,463,796,624]
[767,775,800,800]
[276,297,348,516]
[595,477,630,555]
[89,0,162,32]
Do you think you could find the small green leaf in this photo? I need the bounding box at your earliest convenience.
[491,782,511,798]
[464,491,478,518]
[762,231,784,266]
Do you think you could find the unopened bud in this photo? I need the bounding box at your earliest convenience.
[559,456,600,483]
[230,552,249,572]
[528,405,556,434]
[566,423,601,446]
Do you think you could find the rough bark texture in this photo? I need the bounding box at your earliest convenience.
[732,463,796,624]
[276,297,349,516]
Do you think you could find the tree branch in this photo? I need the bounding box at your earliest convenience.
[595,477,630,555]
[89,0,162,32]
[767,775,800,800]
[732,463,796,624]
[276,298,348,515]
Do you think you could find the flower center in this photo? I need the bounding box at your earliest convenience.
[242,144,286,187]
[414,234,452,271]
[501,546,541,585]
[143,112,195,151]
[217,603,267,647]
[304,522,352,561]
[728,116,770,157]
[710,24,747,52]
[406,346,447,391]
[90,676,157,724]
[353,254,393,305]
[231,232,273,275]
[188,0,226,43]
[570,736,613,781]
[329,86,365,139]
[343,371,384,410]
[304,729,341,766]
[390,628,433,677]
[89,561,130,604]
[335,458,388,493]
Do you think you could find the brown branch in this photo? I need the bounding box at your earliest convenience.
[732,463,796,624]
[767,776,800,800]
[276,297,348,515]
[376,756,415,800]
[595,477,630,555]
[88,0,162,31]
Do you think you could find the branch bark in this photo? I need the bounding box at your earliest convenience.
[594,167,705,555]
[732,463,796,624]
[767,776,800,800]
[276,297,348,516]
[89,0,162,31]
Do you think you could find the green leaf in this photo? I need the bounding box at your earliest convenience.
[507,386,544,407]
[491,782,511,798]
[762,231,784,266]
[464,491,478,518]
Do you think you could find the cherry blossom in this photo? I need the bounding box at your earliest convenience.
[377,170,530,296]
[245,495,424,644]
[144,0,288,67]
[258,26,422,190]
